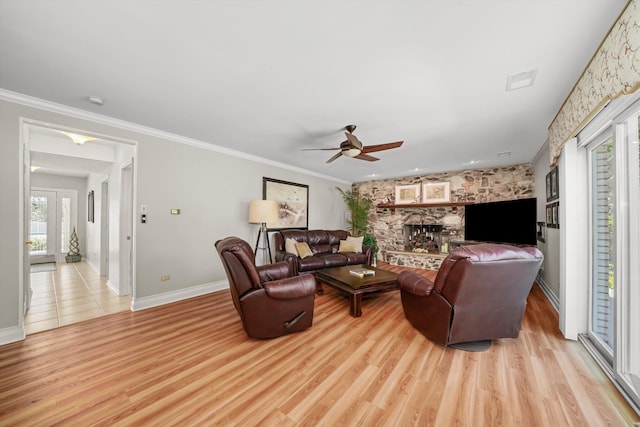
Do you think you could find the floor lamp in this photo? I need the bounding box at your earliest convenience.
[248,200,279,264]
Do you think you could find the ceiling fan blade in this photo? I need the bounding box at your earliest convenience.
[354,153,379,162]
[326,151,343,163]
[301,147,341,151]
[361,141,404,154]
[344,132,363,150]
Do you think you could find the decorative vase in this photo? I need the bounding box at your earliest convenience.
[65,228,81,263]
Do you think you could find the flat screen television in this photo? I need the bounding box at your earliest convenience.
[464,198,537,245]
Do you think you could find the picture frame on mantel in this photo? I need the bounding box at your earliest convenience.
[263,177,309,230]
[394,184,421,204]
[422,182,450,204]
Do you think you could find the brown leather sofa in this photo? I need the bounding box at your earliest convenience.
[397,243,543,349]
[273,229,373,275]
[215,236,316,339]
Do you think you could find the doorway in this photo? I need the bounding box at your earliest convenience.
[22,121,137,334]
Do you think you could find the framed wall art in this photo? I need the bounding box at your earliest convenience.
[263,177,309,230]
[546,202,560,228]
[546,166,559,202]
[394,184,421,204]
[422,182,450,204]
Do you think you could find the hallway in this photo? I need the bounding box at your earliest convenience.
[25,261,131,334]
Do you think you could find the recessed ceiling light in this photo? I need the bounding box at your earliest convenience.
[506,69,537,91]
[88,95,105,106]
[30,166,40,172]
[497,151,511,157]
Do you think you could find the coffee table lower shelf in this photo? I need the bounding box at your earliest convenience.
[315,265,399,317]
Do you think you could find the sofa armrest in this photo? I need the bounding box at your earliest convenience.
[263,274,317,299]
[257,261,294,282]
[398,271,435,296]
[362,245,374,265]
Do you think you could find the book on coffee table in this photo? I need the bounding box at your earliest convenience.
[349,267,376,278]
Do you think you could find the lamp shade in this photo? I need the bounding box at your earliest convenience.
[248,200,279,224]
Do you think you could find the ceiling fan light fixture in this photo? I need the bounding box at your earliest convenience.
[343,147,362,157]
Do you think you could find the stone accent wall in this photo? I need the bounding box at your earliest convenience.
[353,163,534,256]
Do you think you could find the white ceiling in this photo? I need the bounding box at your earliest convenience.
[0,1,627,183]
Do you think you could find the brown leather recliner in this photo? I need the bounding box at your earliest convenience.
[215,236,316,339]
[398,243,543,348]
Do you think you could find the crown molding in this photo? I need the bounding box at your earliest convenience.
[0,89,351,185]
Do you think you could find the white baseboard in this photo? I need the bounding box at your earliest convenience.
[106,279,119,295]
[0,325,26,346]
[131,280,229,311]
[536,274,559,312]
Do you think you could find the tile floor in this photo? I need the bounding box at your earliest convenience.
[25,261,131,335]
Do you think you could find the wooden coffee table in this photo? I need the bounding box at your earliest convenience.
[315,265,399,317]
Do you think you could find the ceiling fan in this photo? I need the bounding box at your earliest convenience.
[302,125,404,163]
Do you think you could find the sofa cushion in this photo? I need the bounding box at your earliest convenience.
[307,230,329,245]
[346,236,363,253]
[281,229,309,243]
[341,252,370,265]
[298,255,327,272]
[312,243,332,254]
[338,239,358,253]
[319,253,349,268]
[285,238,299,255]
[295,242,313,258]
[326,230,349,244]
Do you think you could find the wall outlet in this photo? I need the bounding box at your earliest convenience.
[161,275,170,281]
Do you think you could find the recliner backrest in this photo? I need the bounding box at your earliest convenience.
[436,244,542,304]
[216,237,262,314]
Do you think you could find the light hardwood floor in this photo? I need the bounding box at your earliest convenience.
[26,261,131,334]
[2,263,638,426]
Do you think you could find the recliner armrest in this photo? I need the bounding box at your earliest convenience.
[257,261,294,282]
[263,274,317,300]
[398,271,435,296]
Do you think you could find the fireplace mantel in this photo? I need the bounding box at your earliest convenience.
[377,201,471,213]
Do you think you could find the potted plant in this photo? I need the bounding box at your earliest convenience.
[337,187,371,237]
[337,187,379,264]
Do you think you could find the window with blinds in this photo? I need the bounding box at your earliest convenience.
[590,137,615,353]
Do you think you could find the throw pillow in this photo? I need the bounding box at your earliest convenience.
[346,236,364,253]
[285,238,298,255]
[295,242,313,259]
[338,239,358,253]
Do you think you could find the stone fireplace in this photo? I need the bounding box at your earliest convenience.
[352,163,535,270]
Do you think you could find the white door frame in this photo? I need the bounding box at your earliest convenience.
[22,127,31,316]
[119,160,134,296]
